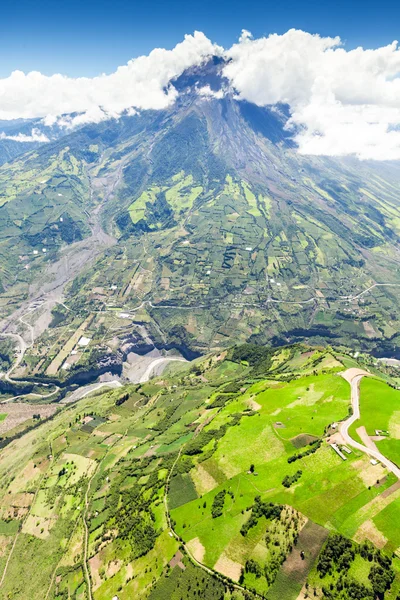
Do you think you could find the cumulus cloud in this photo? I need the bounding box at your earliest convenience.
[2,29,400,158]
[224,29,400,159]
[0,127,49,142]
[0,32,221,127]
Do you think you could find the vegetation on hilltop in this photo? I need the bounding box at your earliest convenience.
[0,343,399,599]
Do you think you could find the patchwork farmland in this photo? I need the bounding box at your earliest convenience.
[0,344,399,599]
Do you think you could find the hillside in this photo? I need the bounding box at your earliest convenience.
[2,60,400,372]
[0,343,400,599]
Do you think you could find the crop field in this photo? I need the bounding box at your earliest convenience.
[45,314,94,375]
[0,402,57,435]
[0,345,399,599]
[267,520,328,600]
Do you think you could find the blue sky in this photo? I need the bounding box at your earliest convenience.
[1,0,400,76]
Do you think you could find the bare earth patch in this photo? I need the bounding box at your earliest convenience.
[22,514,56,539]
[192,463,218,495]
[91,429,109,437]
[2,505,29,520]
[103,433,122,446]
[354,520,387,549]
[247,398,261,411]
[143,444,160,458]
[356,426,379,452]
[381,479,400,498]
[89,553,103,590]
[363,321,377,338]
[269,520,328,599]
[3,492,34,509]
[214,553,242,581]
[353,485,400,527]
[107,558,122,578]
[0,535,13,558]
[340,368,371,384]
[187,537,205,563]
[0,403,57,435]
[125,563,134,582]
[356,461,387,487]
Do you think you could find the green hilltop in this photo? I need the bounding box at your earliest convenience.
[0,343,400,599]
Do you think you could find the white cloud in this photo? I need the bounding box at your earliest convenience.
[0,127,49,142]
[2,29,400,158]
[197,85,224,100]
[0,32,222,126]
[223,29,400,159]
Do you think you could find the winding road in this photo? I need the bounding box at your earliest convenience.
[138,356,187,383]
[339,369,400,479]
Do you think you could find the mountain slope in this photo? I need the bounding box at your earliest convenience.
[2,60,400,367]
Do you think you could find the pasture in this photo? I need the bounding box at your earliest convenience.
[0,347,399,598]
[349,378,400,466]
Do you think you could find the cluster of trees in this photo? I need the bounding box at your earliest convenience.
[242,553,287,587]
[185,411,244,457]
[149,562,226,600]
[244,558,263,578]
[184,428,220,456]
[241,511,302,588]
[153,404,181,433]
[288,439,321,463]
[321,580,375,600]
[317,535,395,599]
[206,392,236,409]
[369,563,395,598]
[211,489,234,518]
[101,453,166,559]
[317,534,354,576]
[206,380,247,410]
[230,344,273,366]
[240,496,283,536]
[115,392,129,406]
[282,470,302,488]
[0,338,15,372]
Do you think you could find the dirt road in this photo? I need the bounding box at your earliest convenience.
[339,369,400,479]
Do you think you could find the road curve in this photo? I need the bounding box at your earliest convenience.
[339,370,400,479]
[139,356,187,383]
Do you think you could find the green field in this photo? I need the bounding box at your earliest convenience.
[349,378,400,465]
[0,345,399,599]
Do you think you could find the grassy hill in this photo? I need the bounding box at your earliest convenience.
[0,343,400,599]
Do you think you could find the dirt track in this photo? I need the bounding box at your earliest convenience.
[339,369,400,479]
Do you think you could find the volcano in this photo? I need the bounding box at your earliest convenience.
[1,58,400,357]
